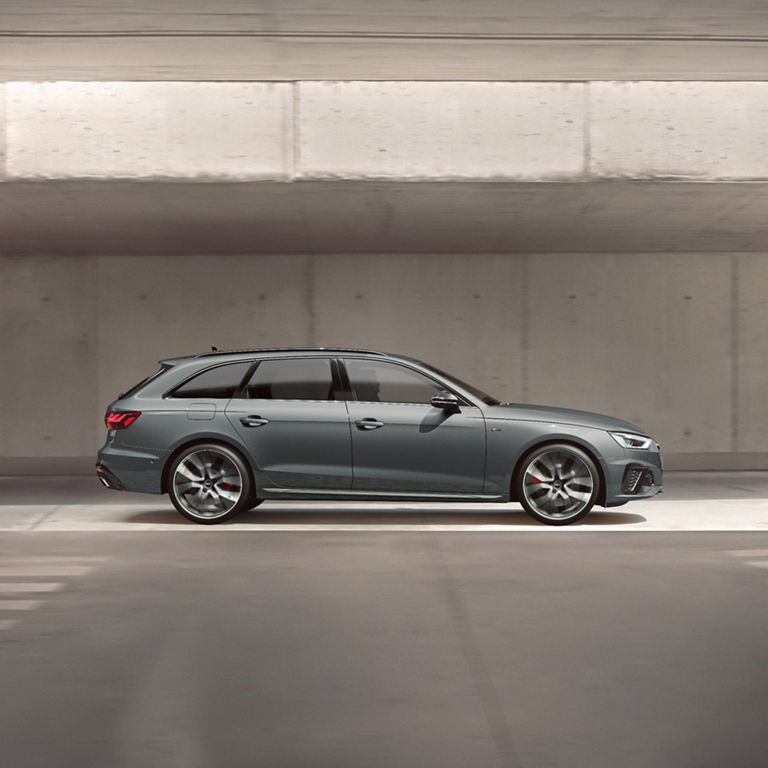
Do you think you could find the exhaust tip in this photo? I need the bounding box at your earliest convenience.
[96,465,125,491]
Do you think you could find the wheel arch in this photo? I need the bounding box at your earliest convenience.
[161,436,255,495]
[510,438,607,507]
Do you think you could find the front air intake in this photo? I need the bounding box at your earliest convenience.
[622,465,655,495]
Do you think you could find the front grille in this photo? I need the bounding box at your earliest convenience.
[622,465,655,495]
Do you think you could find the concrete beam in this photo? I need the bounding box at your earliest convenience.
[591,82,768,179]
[5,80,768,182]
[5,82,293,179]
[298,82,585,180]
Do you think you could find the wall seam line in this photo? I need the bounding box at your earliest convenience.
[583,81,591,180]
[291,81,301,181]
[0,82,7,181]
[520,254,530,403]
[731,255,739,452]
[306,254,316,346]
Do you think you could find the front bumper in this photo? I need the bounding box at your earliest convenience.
[603,448,663,506]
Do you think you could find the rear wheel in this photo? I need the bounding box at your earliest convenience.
[517,444,599,525]
[169,443,251,524]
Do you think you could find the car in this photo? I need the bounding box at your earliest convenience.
[96,348,662,525]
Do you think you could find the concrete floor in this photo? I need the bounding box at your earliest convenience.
[1,530,767,768]
[2,472,767,767]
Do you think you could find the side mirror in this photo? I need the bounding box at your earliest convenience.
[431,391,461,414]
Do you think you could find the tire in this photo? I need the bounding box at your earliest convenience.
[168,443,252,524]
[516,443,599,526]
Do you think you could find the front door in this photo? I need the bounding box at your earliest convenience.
[226,357,352,489]
[342,358,486,494]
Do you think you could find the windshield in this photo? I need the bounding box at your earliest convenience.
[421,362,500,406]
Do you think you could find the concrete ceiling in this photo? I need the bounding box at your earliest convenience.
[2,1,768,80]
[2,181,766,254]
[3,1,768,35]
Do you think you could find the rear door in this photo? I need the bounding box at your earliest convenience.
[226,357,352,489]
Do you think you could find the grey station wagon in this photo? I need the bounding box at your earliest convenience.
[96,348,662,525]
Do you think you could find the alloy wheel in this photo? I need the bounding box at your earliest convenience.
[521,447,597,523]
[172,448,244,521]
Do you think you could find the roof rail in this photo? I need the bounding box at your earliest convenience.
[195,347,385,358]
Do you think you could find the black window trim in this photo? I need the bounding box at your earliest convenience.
[332,357,354,401]
[232,361,259,399]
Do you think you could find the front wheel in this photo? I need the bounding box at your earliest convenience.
[516,444,599,525]
[168,443,252,524]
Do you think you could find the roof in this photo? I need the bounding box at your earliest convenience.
[159,347,388,365]
[196,347,385,358]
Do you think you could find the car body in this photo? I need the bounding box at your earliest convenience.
[97,348,662,525]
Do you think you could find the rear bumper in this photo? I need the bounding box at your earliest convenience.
[96,444,165,494]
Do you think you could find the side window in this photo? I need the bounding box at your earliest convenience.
[345,360,443,404]
[170,362,252,399]
[244,358,335,401]
[119,365,171,400]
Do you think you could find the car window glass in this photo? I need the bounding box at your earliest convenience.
[245,358,334,400]
[345,360,443,404]
[170,362,252,399]
[119,365,170,399]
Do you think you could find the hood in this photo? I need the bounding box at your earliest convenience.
[486,403,646,434]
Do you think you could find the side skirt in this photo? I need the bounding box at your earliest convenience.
[259,487,508,503]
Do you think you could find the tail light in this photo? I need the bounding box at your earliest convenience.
[105,410,141,430]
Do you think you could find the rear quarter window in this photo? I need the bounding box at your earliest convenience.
[119,365,171,399]
[169,362,252,399]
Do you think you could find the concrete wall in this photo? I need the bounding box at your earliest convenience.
[1,79,766,471]
[4,81,768,181]
[0,253,765,471]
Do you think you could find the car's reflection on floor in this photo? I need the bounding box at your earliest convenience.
[122,506,648,527]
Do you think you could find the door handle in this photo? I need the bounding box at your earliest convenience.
[355,418,384,430]
[240,415,269,428]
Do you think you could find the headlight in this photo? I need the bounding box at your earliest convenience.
[610,432,653,450]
